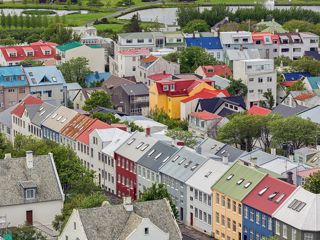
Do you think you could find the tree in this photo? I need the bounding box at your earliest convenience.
[58,57,91,87]
[178,46,217,73]
[283,20,313,33]
[83,91,113,111]
[1,10,5,28]
[7,14,12,29]
[274,56,292,67]
[13,14,18,28]
[43,23,74,45]
[182,19,210,33]
[140,183,179,219]
[123,13,141,33]
[269,116,319,150]
[149,108,188,130]
[166,129,197,148]
[12,225,47,240]
[20,58,42,66]
[261,90,275,109]
[226,79,248,97]
[218,114,264,151]
[290,56,320,76]
[287,81,306,92]
[303,171,320,194]
[92,112,120,124]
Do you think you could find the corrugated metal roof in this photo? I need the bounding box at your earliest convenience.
[60,114,95,140]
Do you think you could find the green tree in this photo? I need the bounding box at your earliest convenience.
[149,108,188,130]
[6,14,12,29]
[140,183,179,219]
[83,91,113,111]
[58,57,91,87]
[92,112,120,124]
[303,171,320,194]
[269,116,319,150]
[290,56,320,76]
[226,79,248,97]
[25,14,30,28]
[43,15,49,28]
[218,114,263,151]
[19,14,24,29]
[274,56,292,67]
[43,23,74,45]
[182,19,210,33]
[12,225,47,240]
[123,121,144,132]
[283,20,313,32]
[287,81,306,92]
[1,10,5,28]
[30,14,36,28]
[166,129,197,148]
[123,13,141,32]
[13,14,18,28]
[261,90,275,109]
[20,58,42,66]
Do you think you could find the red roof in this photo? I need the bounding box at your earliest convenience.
[248,106,272,116]
[148,73,173,81]
[190,111,221,120]
[242,176,296,215]
[11,95,43,117]
[200,64,232,78]
[294,92,316,101]
[280,81,299,87]
[181,88,229,103]
[0,42,56,63]
[30,40,58,47]
[76,119,112,145]
[297,168,320,178]
[118,48,150,56]
[252,32,280,43]
[111,123,128,132]
[142,55,158,63]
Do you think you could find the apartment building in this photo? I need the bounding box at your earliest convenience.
[251,32,280,59]
[233,59,277,108]
[219,32,253,50]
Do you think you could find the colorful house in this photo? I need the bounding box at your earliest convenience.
[149,79,215,119]
[195,65,232,79]
[211,161,266,240]
[242,176,296,240]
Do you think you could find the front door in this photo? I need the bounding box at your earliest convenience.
[238,232,242,240]
[190,212,193,226]
[180,207,183,221]
[26,210,33,225]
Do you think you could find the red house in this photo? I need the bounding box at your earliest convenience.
[114,131,158,200]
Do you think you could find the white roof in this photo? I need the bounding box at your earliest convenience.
[98,128,131,156]
[220,31,253,45]
[273,187,320,231]
[134,119,167,129]
[186,159,229,194]
[260,157,310,175]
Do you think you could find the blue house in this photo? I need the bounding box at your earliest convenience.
[185,37,224,61]
[303,76,320,91]
[0,66,29,111]
[242,176,296,240]
[24,66,66,103]
[282,72,312,81]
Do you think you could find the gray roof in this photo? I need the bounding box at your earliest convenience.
[272,104,308,117]
[215,144,246,163]
[159,146,208,182]
[77,199,181,240]
[25,104,41,120]
[238,149,277,166]
[226,49,260,61]
[137,141,178,172]
[0,105,15,128]
[120,83,149,96]
[0,154,63,206]
[209,75,230,89]
[31,102,57,127]
[294,147,319,156]
[115,131,158,162]
[298,105,320,124]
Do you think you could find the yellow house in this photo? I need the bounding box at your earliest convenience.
[211,161,266,240]
[149,79,215,119]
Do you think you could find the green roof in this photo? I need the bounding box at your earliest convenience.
[211,161,266,201]
[56,41,83,52]
[88,45,102,49]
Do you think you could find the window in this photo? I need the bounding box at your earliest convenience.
[249,78,254,82]
[215,212,220,223]
[283,224,287,239]
[244,206,248,219]
[74,222,76,230]
[227,198,231,209]
[138,39,144,43]
[249,90,254,93]
[25,189,35,200]
[221,215,225,226]
[268,218,272,231]
[221,196,225,207]
[256,212,260,225]
[232,220,236,232]
[195,189,198,200]
[292,229,297,240]
[267,77,272,82]
[195,208,198,218]
[249,209,254,222]
[227,218,231,229]
[208,195,211,206]
[126,39,132,43]
[275,221,280,235]
[204,212,207,223]
[144,227,149,235]
[262,214,266,227]
[238,204,242,215]
[258,78,263,83]
[208,214,212,225]
[199,192,202,201]
[304,233,314,240]
[199,210,202,220]
[258,89,263,94]
[216,193,220,204]
[233,201,236,212]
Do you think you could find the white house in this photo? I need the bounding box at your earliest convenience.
[233,58,277,108]
[185,159,229,236]
[0,151,64,230]
[219,31,253,50]
[56,41,105,72]
[58,198,182,240]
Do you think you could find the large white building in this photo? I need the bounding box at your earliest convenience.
[0,151,64,230]
[233,58,277,108]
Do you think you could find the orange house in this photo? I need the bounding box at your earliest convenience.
[149,79,216,119]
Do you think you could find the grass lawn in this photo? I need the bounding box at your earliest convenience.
[94,23,124,31]
[64,12,113,25]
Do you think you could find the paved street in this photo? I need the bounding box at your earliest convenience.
[179,223,214,240]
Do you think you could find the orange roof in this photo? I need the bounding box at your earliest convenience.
[11,95,43,117]
[60,114,95,140]
[248,105,272,116]
[190,111,221,120]
[200,64,232,78]
[76,119,112,145]
[111,123,128,132]
[181,88,229,103]
[294,92,316,101]
[142,55,158,63]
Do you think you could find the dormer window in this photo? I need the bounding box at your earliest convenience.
[20,181,37,200]
[163,85,169,91]
[26,51,34,57]
[170,84,175,91]
[44,50,51,55]
[25,188,36,200]
[207,69,214,73]
[9,52,17,57]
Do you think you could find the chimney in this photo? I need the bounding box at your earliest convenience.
[123,196,133,212]
[145,127,151,136]
[271,148,276,155]
[288,155,294,162]
[222,155,229,165]
[26,151,33,169]
[250,157,257,167]
[4,153,11,159]
[287,171,293,184]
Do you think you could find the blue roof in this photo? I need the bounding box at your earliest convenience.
[24,66,66,86]
[283,72,312,81]
[305,51,320,61]
[185,37,222,50]
[85,72,111,86]
[306,76,320,90]
[0,66,27,87]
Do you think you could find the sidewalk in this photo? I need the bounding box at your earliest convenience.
[179,223,214,240]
